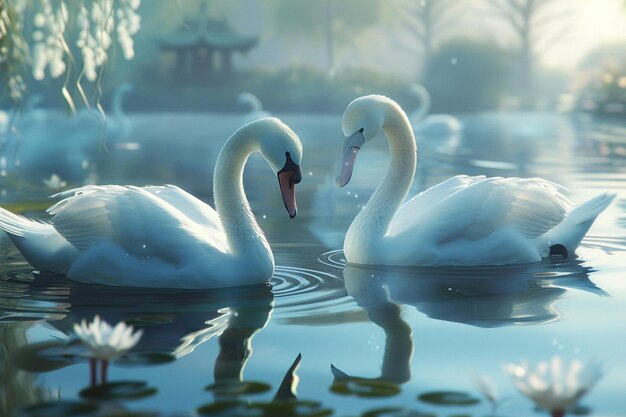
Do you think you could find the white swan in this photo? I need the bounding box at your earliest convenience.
[237,92,271,124]
[409,83,462,141]
[336,95,616,266]
[0,118,303,288]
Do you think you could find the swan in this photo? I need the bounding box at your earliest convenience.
[237,92,271,125]
[336,95,616,266]
[0,117,303,288]
[409,83,462,141]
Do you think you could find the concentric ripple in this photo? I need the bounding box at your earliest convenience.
[271,265,356,323]
[317,250,347,269]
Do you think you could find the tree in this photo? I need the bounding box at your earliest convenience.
[424,38,512,112]
[401,0,463,77]
[0,0,141,111]
[265,0,391,75]
[486,0,570,108]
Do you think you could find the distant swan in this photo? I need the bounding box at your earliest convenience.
[0,118,303,288]
[336,95,615,266]
[409,83,462,139]
[237,92,271,124]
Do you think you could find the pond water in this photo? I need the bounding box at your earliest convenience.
[1,111,625,417]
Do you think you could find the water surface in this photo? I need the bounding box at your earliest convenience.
[1,111,625,416]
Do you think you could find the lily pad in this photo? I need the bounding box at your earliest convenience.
[12,340,82,372]
[331,379,401,398]
[205,380,272,396]
[196,401,252,416]
[115,351,176,367]
[197,401,333,417]
[79,381,157,400]
[361,408,435,417]
[123,314,176,326]
[21,400,99,416]
[249,401,333,417]
[417,391,480,406]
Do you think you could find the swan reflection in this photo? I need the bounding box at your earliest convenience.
[332,259,605,384]
[12,275,274,382]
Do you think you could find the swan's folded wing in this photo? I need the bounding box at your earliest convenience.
[142,185,223,235]
[389,177,571,243]
[48,185,228,258]
[389,175,483,233]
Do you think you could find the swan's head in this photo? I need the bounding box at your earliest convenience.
[337,95,387,187]
[254,118,303,218]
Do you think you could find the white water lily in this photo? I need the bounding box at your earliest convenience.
[473,374,499,410]
[43,174,67,190]
[73,315,143,361]
[504,356,602,417]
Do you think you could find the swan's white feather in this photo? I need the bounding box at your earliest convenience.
[389,176,572,242]
[49,185,228,257]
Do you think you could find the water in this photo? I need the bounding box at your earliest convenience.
[1,111,625,416]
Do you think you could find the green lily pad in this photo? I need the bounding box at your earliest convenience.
[197,401,333,417]
[196,401,252,416]
[21,400,99,416]
[205,381,272,396]
[361,408,435,417]
[331,379,401,398]
[79,381,157,400]
[115,352,176,367]
[417,391,480,406]
[12,340,82,373]
[249,401,333,417]
[123,314,176,326]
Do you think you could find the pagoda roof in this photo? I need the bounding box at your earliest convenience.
[160,17,258,51]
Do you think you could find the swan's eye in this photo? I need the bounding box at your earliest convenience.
[286,152,291,157]
[358,128,364,133]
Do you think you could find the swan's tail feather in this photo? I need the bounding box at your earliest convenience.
[0,207,51,237]
[541,192,616,256]
[565,192,616,226]
[0,207,75,274]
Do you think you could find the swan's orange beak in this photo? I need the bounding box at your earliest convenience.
[277,153,302,218]
[336,130,365,188]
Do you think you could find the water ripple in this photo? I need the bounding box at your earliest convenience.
[317,250,346,269]
[271,265,354,322]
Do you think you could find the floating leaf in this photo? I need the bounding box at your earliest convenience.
[197,401,332,417]
[249,401,333,417]
[196,401,252,416]
[115,352,176,367]
[417,391,480,406]
[205,381,272,396]
[361,407,436,417]
[79,381,157,400]
[123,314,176,326]
[331,379,401,398]
[21,400,99,416]
[12,340,82,372]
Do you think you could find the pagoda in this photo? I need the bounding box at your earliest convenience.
[159,6,258,80]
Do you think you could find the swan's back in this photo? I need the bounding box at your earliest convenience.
[49,185,228,256]
[389,176,571,241]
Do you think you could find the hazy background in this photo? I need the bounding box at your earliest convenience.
[6,0,626,116]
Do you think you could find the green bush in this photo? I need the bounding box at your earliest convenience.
[423,38,513,113]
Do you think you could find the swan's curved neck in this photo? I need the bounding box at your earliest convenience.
[411,86,431,122]
[351,107,416,242]
[213,131,270,257]
[246,96,262,112]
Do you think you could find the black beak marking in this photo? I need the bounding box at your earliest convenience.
[278,151,302,188]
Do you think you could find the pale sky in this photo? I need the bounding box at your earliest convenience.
[229,0,626,78]
[536,0,626,69]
